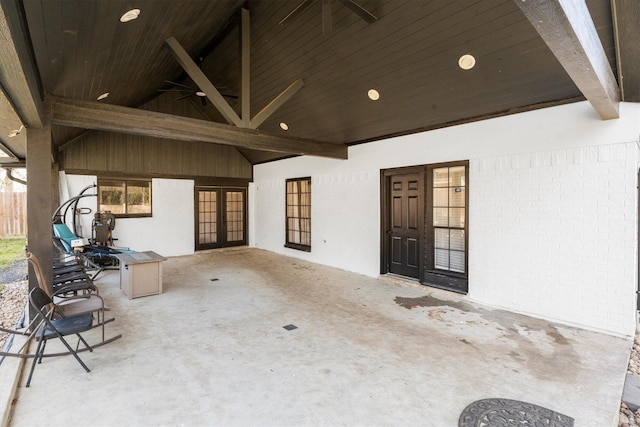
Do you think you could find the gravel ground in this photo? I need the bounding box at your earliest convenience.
[0,259,28,351]
[621,335,640,426]
[0,259,27,284]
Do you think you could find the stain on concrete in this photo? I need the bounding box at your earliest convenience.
[395,295,471,311]
[546,327,570,345]
[292,263,314,271]
[394,293,580,381]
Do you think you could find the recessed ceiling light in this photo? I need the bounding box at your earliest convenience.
[120,8,140,23]
[458,54,476,70]
[97,92,109,101]
[367,89,380,101]
[279,122,289,131]
[195,91,206,97]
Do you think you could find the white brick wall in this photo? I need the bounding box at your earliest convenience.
[61,101,640,335]
[250,171,380,275]
[62,176,194,257]
[115,178,194,256]
[253,101,640,336]
[469,143,638,335]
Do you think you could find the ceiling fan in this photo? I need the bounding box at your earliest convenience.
[279,0,378,35]
[157,81,237,106]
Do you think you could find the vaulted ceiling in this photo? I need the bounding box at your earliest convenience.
[0,0,638,167]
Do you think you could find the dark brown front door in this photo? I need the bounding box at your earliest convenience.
[381,163,468,293]
[195,187,247,250]
[387,173,423,278]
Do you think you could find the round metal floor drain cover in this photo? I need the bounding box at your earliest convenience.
[458,398,574,427]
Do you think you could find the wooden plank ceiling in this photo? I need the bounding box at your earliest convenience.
[0,0,631,165]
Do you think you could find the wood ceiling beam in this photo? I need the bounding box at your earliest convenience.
[0,0,43,127]
[240,8,251,127]
[251,79,304,130]
[239,8,304,130]
[165,37,243,127]
[50,97,347,159]
[278,1,312,26]
[168,27,304,131]
[337,0,378,24]
[612,0,640,102]
[516,0,620,119]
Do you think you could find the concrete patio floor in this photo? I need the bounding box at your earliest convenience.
[4,247,632,426]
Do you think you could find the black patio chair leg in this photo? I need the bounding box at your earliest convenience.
[37,339,47,364]
[75,333,93,353]
[96,311,104,342]
[26,287,95,387]
[26,339,46,387]
[54,333,91,373]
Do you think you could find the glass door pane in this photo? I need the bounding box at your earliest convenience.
[225,190,244,243]
[432,166,466,274]
[196,187,247,250]
[198,190,218,245]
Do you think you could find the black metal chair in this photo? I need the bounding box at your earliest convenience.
[27,252,108,341]
[28,249,99,298]
[26,287,93,387]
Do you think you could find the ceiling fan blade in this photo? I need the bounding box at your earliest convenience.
[157,88,192,93]
[164,80,194,89]
[322,0,332,36]
[337,0,378,23]
[175,94,191,101]
[200,96,207,106]
[278,0,312,25]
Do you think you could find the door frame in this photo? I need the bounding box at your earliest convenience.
[380,166,425,276]
[423,161,469,293]
[194,185,248,251]
[380,162,469,294]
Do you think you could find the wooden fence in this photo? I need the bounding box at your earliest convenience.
[0,192,27,238]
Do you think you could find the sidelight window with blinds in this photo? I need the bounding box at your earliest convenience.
[428,162,468,278]
[285,177,311,251]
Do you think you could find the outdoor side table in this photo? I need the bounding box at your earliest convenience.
[115,251,167,299]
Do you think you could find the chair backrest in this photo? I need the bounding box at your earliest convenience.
[26,252,53,298]
[29,287,53,317]
[52,223,78,252]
